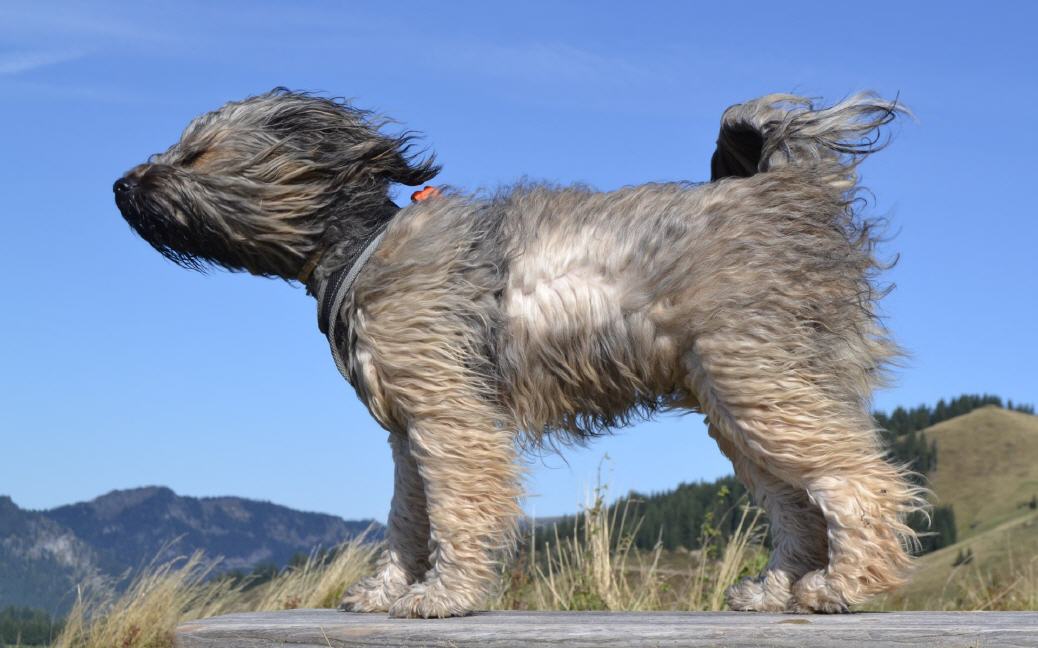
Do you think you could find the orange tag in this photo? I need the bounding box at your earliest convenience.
[411,186,441,203]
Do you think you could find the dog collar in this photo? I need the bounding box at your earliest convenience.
[317,186,443,379]
[316,186,443,333]
[317,231,385,334]
[317,229,386,379]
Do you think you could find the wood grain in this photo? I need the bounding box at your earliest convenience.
[175,609,1038,647]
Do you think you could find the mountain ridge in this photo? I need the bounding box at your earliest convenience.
[0,486,383,613]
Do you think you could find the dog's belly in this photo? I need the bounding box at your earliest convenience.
[500,255,686,437]
[488,181,743,436]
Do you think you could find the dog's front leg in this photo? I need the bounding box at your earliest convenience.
[340,432,430,612]
[387,403,522,618]
[351,273,523,617]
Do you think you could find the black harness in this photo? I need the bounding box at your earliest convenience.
[315,222,393,379]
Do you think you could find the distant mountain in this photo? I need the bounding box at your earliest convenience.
[0,496,104,613]
[0,487,383,614]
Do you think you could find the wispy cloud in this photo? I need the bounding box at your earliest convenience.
[0,3,169,45]
[0,50,84,76]
[421,39,654,88]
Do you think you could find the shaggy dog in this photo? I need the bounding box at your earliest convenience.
[114,89,924,618]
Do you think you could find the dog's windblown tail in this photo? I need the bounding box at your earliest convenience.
[710,92,906,182]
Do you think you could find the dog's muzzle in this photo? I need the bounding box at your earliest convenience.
[113,176,139,213]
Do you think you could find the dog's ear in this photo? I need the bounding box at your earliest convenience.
[260,89,441,187]
[365,133,441,186]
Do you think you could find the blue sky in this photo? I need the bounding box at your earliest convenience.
[2,1,1036,521]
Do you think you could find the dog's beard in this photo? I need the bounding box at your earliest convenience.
[116,182,243,273]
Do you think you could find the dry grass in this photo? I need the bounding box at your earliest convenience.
[50,483,768,647]
[247,532,382,611]
[51,466,1038,647]
[493,485,670,612]
[879,508,1038,611]
[687,504,767,612]
[880,533,1038,612]
[941,554,1038,611]
[51,532,381,648]
[494,480,767,613]
[52,551,230,648]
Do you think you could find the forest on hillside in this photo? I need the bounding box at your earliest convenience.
[538,394,1035,555]
[0,606,61,647]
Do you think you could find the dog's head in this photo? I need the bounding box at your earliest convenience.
[114,88,439,278]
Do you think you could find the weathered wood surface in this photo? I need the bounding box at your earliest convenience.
[176,609,1038,647]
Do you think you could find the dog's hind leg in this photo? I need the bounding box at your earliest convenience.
[340,432,430,612]
[688,334,923,612]
[710,425,828,611]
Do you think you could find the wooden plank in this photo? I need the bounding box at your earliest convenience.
[176,609,1038,647]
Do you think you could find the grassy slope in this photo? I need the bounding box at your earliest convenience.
[880,508,1038,610]
[881,406,1038,609]
[924,406,1038,539]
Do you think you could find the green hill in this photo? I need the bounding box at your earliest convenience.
[886,509,1038,610]
[882,406,1038,609]
[541,396,1033,554]
[923,406,1038,540]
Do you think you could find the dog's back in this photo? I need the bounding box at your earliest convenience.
[492,94,904,441]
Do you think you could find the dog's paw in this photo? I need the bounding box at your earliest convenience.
[791,570,850,614]
[338,576,406,613]
[725,570,795,612]
[387,581,473,619]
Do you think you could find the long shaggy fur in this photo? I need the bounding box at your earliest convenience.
[115,89,925,618]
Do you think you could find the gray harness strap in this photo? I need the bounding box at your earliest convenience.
[316,230,387,380]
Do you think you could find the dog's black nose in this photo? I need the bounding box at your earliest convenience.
[113,177,138,194]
